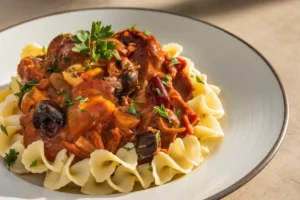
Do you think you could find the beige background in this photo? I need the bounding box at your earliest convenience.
[1,0,299,199]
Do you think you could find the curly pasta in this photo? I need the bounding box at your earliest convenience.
[0,42,225,194]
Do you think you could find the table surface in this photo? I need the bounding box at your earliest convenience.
[1,0,299,199]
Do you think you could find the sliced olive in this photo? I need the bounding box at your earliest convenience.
[135,131,161,164]
[33,100,66,138]
[120,69,138,95]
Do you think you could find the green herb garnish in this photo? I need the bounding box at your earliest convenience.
[80,97,90,104]
[153,104,173,124]
[143,30,151,36]
[196,75,205,84]
[90,21,115,41]
[125,105,140,116]
[81,109,87,112]
[122,146,135,151]
[71,21,119,61]
[30,160,38,168]
[131,101,144,106]
[4,149,19,170]
[162,74,171,87]
[74,95,83,101]
[148,164,153,172]
[128,24,137,30]
[42,46,46,53]
[168,57,180,66]
[14,80,39,105]
[175,109,181,117]
[1,125,8,136]
[63,92,74,107]
[92,40,120,61]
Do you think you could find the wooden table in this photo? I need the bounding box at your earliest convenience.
[1,0,299,199]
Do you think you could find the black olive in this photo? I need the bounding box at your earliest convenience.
[33,100,66,138]
[120,69,138,95]
[135,131,161,164]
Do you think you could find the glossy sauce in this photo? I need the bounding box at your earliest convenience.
[18,29,199,162]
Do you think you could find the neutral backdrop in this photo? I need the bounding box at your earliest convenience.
[1,0,299,199]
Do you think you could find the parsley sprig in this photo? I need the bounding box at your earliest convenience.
[15,80,39,104]
[63,92,74,107]
[148,163,153,172]
[125,105,140,116]
[4,149,19,170]
[122,146,135,151]
[125,101,143,116]
[196,75,205,84]
[1,125,8,136]
[162,74,171,87]
[30,160,38,168]
[153,104,173,124]
[168,57,180,66]
[71,21,121,61]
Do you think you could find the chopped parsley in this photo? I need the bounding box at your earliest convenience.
[4,149,19,170]
[162,74,171,87]
[196,75,205,84]
[74,95,83,101]
[1,125,8,136]
[80,97,90,104]
[71,21,120,61]
[156,88,162,96]
[124,63,130,67]
[42,46,46,53]
[127,23,136,30]
[81,109,87,112]
[175,109,181,117]
[125,105,140,116]
[168,57,180,66]
[30,160,38,168]
[133,61,138,65]
[122,146,135,151]
[153,104,173,124]
[190,74,194,78]
[143,30,151,36]
[14,80,39,105]
[131,101,144,106]
[63,92,74,107]
[148,164,153,172]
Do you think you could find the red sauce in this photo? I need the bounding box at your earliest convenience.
[18,30,199,162]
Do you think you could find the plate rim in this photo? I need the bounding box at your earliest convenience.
[0,7,289,200]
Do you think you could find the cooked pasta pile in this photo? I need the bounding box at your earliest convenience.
[0,22,224,194]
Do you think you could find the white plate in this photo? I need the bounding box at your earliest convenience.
[0,8,288,200]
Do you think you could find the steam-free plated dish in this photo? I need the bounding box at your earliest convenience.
[0,21,224,194]
[0,8,288,200]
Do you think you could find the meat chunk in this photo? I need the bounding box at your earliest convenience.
[114,30,165,81]
[18,57,46,82]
